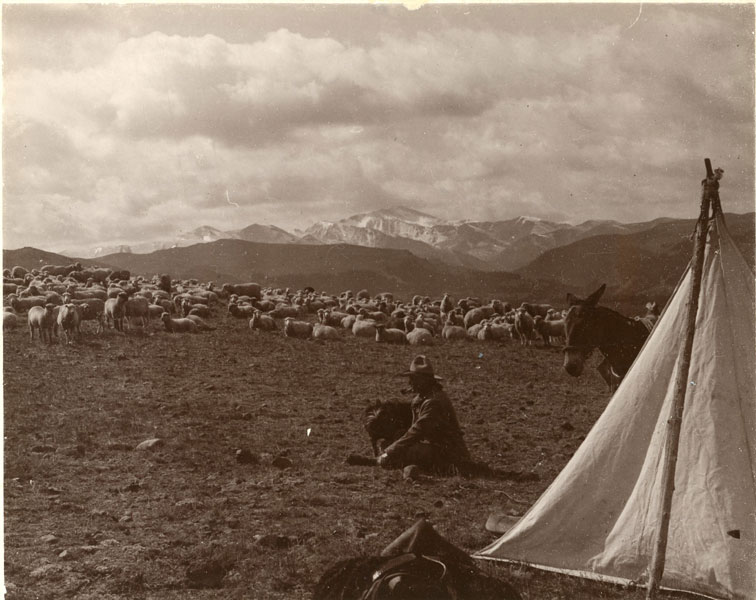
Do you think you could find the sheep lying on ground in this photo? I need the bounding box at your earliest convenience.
[442,318,467,341]
[161,312,198,333]
[374,323,407,345]
[186,314,215,331]
[313,323,341,341]
[249,310,277,331]
[406,327,434,346]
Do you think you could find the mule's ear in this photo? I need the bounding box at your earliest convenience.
[566,293,578,306]
[586,284,607,307]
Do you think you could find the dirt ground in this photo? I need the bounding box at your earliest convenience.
[4,307,689,599]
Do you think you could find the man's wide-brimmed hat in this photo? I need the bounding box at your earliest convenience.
[401,355,443,380]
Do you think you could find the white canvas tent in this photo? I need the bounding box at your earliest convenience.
[475,210,756,600]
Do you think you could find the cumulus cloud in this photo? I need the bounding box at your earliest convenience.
[2,3,753,253]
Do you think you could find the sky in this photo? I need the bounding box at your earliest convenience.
[2,2,754,253]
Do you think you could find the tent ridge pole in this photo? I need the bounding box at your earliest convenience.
[645,158,721,600]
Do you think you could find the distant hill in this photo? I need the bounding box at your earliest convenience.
[3,241,573,304]
[518,213,755,299]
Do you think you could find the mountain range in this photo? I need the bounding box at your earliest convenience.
[6,210,753,307]
[67,205,699,273]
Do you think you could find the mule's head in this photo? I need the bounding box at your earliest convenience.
[563,284,607,377]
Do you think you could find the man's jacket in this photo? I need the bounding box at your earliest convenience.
[384,386,471,464]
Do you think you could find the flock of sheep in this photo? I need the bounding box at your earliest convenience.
[3,261,572,348]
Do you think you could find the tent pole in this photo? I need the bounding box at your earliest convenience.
[645,159,721,600]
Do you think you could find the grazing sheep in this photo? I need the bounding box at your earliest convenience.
[519,302,554,319]
[124,296,150,329]
[533,315,565,346]
[57,303,81,345]
[463,302,503,329]
[406,327,434,346]
[10,296,47,313]
[186,314,216,331]
[11,266,28,279]
[161,312,198,333]
[221,283,261,299]
[283,317,313,339]
[147,304,166,320]
[269,305,304,320]
[313,323,341,341]
[249,310,277,331]
[352,315,377,338]
[104,292,129,332]
[28,303,56,343]
[374,323,407,345]
[514,308,536,345]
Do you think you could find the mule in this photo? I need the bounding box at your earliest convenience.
[562,284,651,391]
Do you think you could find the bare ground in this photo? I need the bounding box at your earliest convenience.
[4,311,688,599]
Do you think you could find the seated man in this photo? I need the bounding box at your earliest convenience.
[377,355,472,473]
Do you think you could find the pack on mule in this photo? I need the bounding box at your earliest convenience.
[562,283,651,391]
[313,519,521,600]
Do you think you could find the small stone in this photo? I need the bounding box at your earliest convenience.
[119,514,133,523]
[136,438,164,451]
[560,421,575,431]
[271,456,293,469]
[80,545,99,554]
[40,534,60,545]
[433,500,443,508]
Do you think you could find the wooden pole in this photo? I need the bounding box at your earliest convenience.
[645,160,720,599]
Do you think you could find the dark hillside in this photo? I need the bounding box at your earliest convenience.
[518,213,754,299]
[2,247,121,272]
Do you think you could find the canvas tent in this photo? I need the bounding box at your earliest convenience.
[475,208,756,599]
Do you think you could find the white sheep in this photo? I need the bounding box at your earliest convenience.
[283,317,312,339]
[3,311,19,331]
[28,303,56,343]
[406,327,434,346]
[104,292,129,332]
[161,312,198,333]
[374,323,407,345]
[313,323,341,341]
[441,318,467,341]
[57,303,81,345]
[186,314,215,331]
[249,310,277,331]
[352,314,377,338]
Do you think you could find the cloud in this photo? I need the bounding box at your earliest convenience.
[2,4,753,253]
